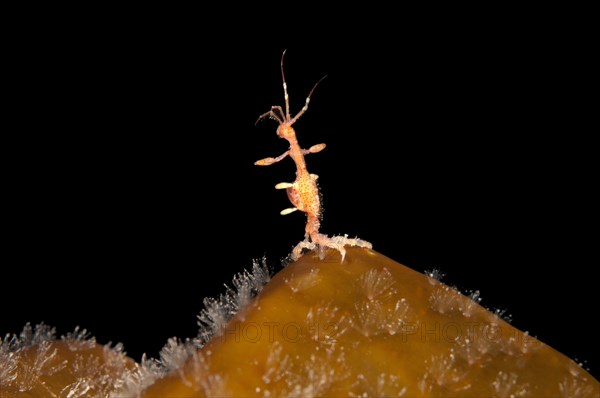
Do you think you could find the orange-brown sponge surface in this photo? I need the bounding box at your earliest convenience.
[142,247,599,397]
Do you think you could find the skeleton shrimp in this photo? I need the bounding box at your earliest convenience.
[255,51,371,261]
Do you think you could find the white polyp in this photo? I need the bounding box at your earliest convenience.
[197,258,271,345]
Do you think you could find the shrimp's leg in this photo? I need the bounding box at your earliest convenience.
[256,106,285,125]
[302,143,326,155]
[255,151,290,166]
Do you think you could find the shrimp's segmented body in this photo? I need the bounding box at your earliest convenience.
[256,51,372,261]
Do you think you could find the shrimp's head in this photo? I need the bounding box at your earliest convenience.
[277,123,297,141]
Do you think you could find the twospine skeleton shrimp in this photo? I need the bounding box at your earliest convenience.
[256,51,372,261]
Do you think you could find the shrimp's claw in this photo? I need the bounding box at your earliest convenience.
[255,157,276,166]
[309,143,326,153]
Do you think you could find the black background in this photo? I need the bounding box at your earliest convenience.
[3,9,597,379]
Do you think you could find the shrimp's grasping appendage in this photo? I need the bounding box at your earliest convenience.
[255,51,372,262]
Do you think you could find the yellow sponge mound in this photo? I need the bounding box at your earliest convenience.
[142,247,599,397]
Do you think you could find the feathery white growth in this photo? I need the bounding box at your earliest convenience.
[113,338,199,398]
[118,340,224,397]
[183,351,228,396]
[558,367,597,398]
[500,330,543,357]
[425,268,445,285]
[286,267,321,293]
[0,343,18,389]
[158,337,196,372]
[251,256,272,288]
[230,271,254,310]
[262,342,349,397]
[114,354,162,398]
[62,378,92,398]
[350,373,407,397]
[101,342,131,392]
[429,284,463,315]
[197,257,271,344]
[384,298,410,336]
[356,268,397,301]
[119,258,271,396]
[1,323,133,397]
[7,322,57,349]
[491,307,513,323]
[229,258,272,311]
[454,326,497,366]
[354,298,411,337]
[427,275,485,318]
[419,350,471,394]
[262,341,289,385]
[460,290,482,317]
[492,371,530,397]
[354,300,383,337]
[11,330,68,392]
[283,350,349,397]
[64,350,106,397]
[197,296,231,342]
[306,303,349,349]
[468,290,481,304]
[0,322,59,392]
[62,326,97,351]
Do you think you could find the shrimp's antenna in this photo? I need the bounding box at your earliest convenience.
[290,74,327,125]
[281,49,290,121]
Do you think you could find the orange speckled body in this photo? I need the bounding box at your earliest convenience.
[277,124,323,244]
[286,173,320,218]
[283,129,321,229]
